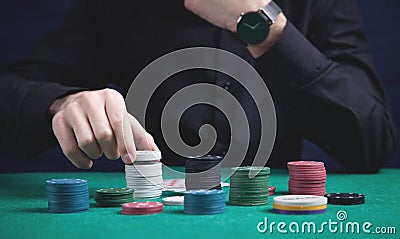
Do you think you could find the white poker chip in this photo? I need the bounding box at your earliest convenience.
[273,195,327,207]
[135,151,162,162]
[125,152,163,199]
[162,196,184,206]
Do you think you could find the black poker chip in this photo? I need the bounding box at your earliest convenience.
[185,155,223,190]
[324,193,365,205]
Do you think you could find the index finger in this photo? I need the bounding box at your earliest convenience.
[104,90,136,164]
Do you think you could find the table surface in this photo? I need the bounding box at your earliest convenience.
[0,168,399,239]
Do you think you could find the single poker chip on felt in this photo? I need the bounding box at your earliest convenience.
[162,196,184,206]
[121,202,164,215]
[324,193,365,205]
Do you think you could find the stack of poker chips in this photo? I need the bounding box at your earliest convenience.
[121,202,164,215]
[229,167,270,206]
[184,190,226,215]
[125,151,163,199]
[325,192,365,205]
[185,155,222,190]
[268,186,276,196]
[95,188,133,207]
[45,178,89,213]
[287,161,326,196]
[273,195,328,214]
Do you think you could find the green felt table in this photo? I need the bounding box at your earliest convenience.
[0,168,399,239]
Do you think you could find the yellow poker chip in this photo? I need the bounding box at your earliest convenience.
[273,203,327,211]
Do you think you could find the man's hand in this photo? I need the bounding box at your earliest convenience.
[49,89,158,169]
[184,0,287,58]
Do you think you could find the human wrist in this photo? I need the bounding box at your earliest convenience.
[247,12,287,58]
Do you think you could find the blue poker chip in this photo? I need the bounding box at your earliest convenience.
[45,178,90,213]
[184,190,226,215]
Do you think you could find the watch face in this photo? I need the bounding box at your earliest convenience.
[237,12,270,45]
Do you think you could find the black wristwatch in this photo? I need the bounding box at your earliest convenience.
[236,1,282,45]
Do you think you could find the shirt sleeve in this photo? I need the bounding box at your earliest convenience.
[254,0,397,172]
[0,0,96,154]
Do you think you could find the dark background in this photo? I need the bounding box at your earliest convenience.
[0,0,399,172]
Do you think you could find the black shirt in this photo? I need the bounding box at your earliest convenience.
[0,0,396,172]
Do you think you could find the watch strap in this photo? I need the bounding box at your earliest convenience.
[260,1,282,24]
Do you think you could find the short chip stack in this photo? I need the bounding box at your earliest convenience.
[95,188,133,207]
[185,155,222,190]
[229,167,270,206]
[46,178,89,213]
[184,190,226,215]
[125,151,163,199]
[121,202,164,215]
[268,186,276,196]
[273,195,327,214]
[325,193,365,205]
[287,161,326,196]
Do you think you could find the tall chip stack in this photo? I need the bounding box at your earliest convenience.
[125,151,163,199]
[46,178,89,213]
[185,155,222,190]
[229,167,270,206]
[287,161,327,196]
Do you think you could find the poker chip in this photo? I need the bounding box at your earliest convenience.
[272,203,327,211]
[268,186,276,196]
[121,202,164,215]
[324,193,365,205]
[272,195,327,215]
[135,150,162,162]
[45,178,89,213]
[184,190,226,215]
[273,195,327,206]
[229,167,270,206]
[287,161,326,196]
[273,208,327,215]
[162,196,184,206]
[185,155,223,190]
[95,188,134,207]
[125,151,163,199]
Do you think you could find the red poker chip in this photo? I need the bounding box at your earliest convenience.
[121,202,164,215]
[290,192,326,196]
[289,175,326,178]
[289,179,326,183]
[289,183,325,188]
[268,186,276,196]
[287,161,324,167]
[289,188,326,195]
[289,170,326,174]
[289,189,326,194]
[289,177,326,182]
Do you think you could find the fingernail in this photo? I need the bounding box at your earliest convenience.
[122,153,133,164]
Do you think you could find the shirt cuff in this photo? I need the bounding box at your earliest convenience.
[254,21,332,88]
